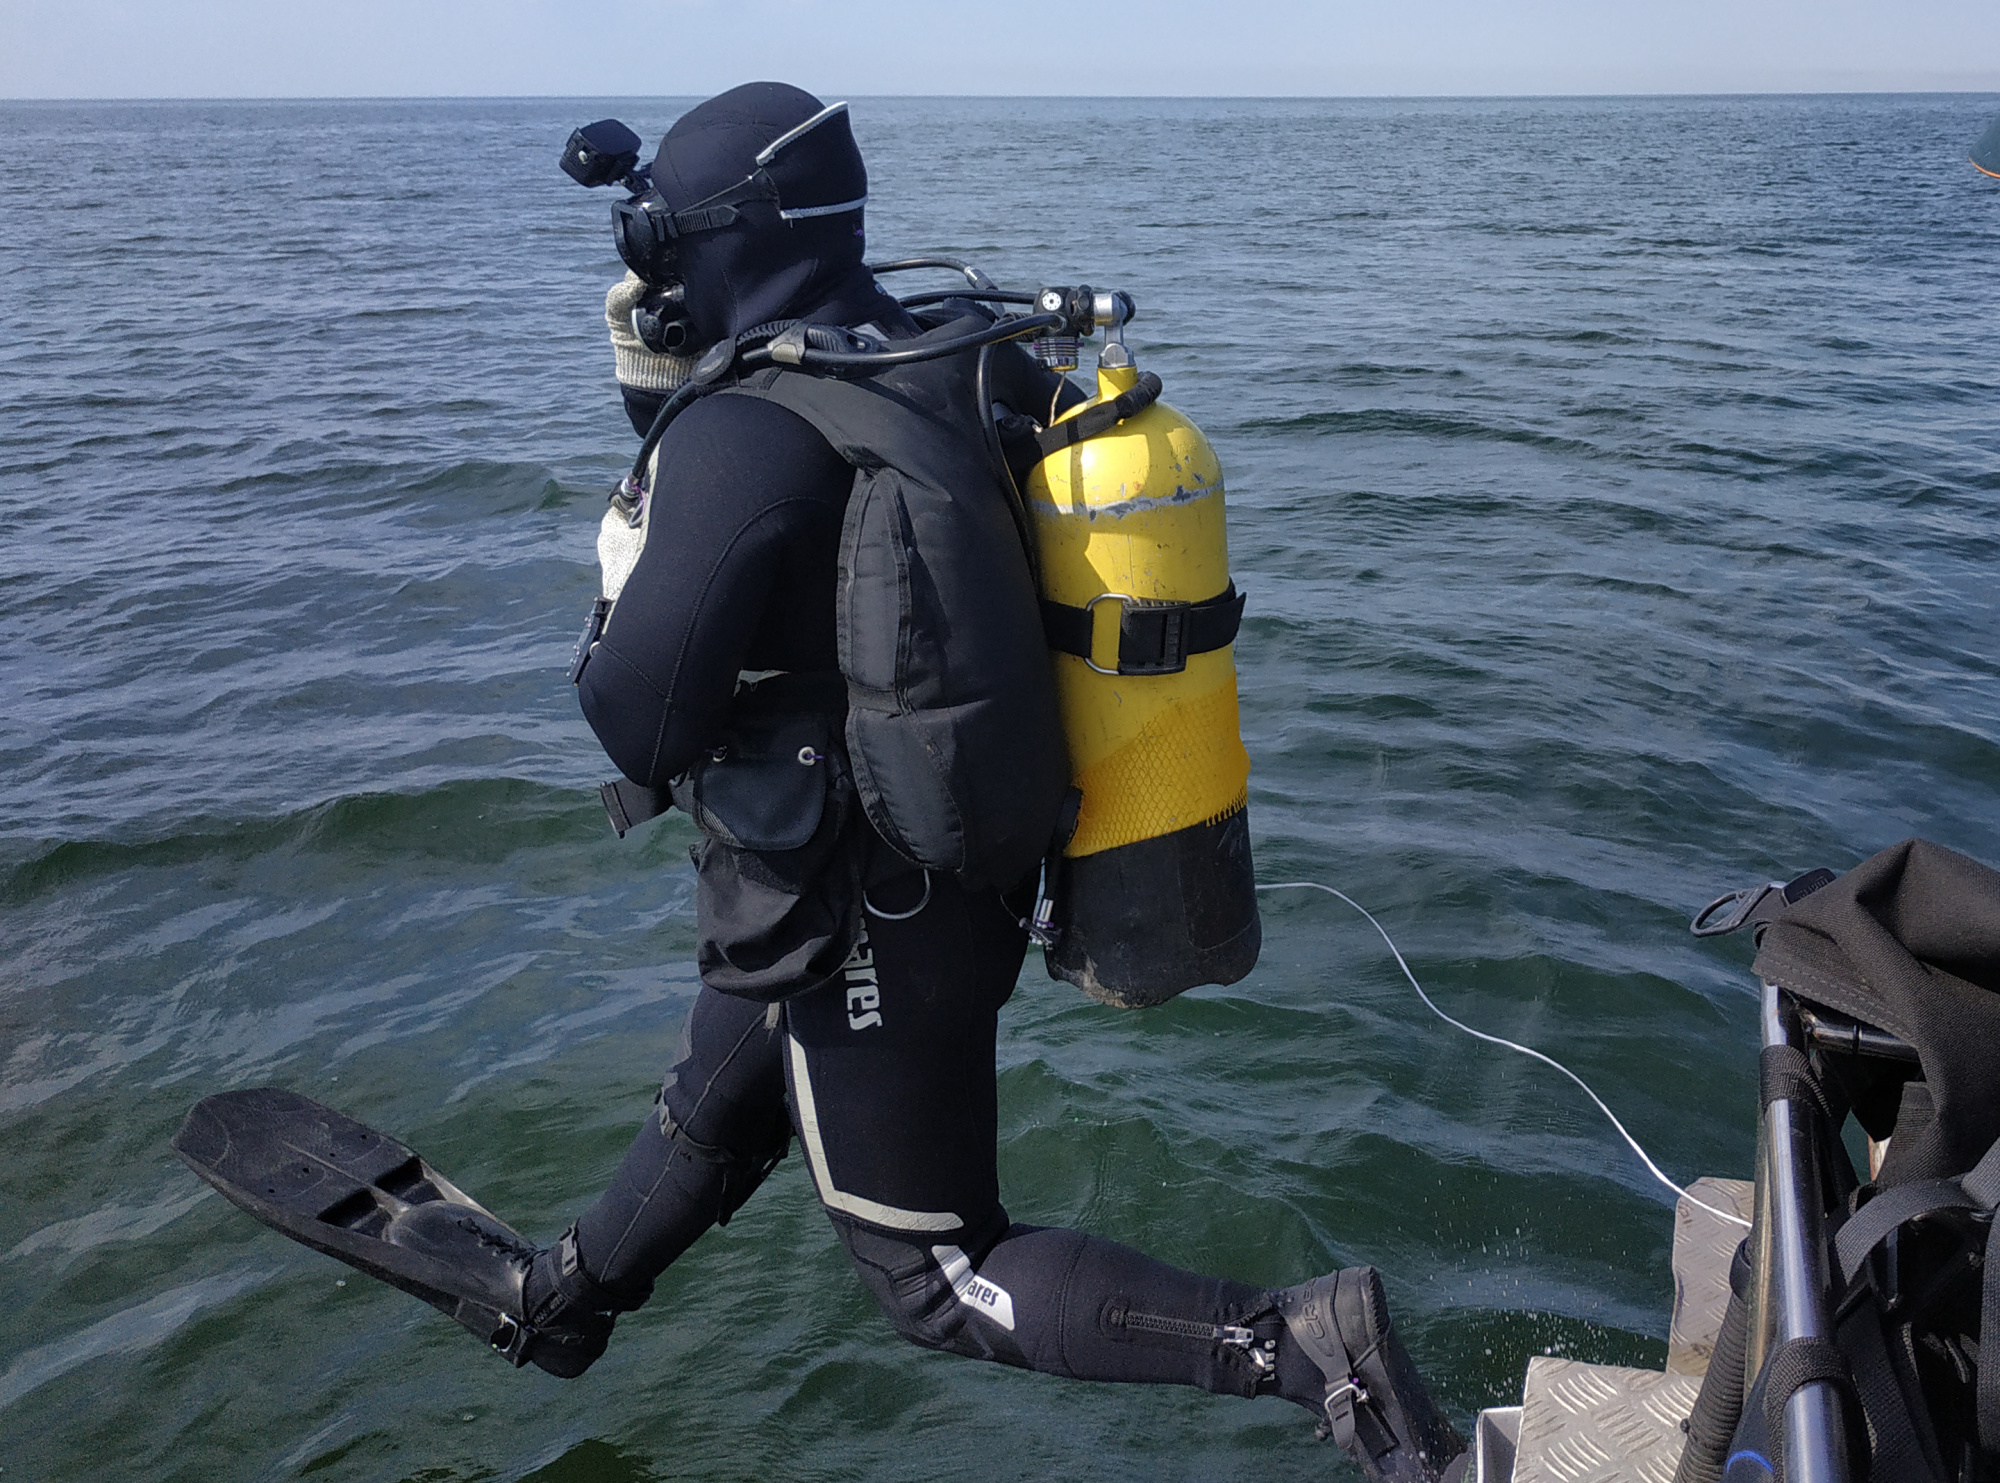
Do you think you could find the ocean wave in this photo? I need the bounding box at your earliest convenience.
[2,778,609,903]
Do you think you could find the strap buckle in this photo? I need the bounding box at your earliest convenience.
[1084,592,1186,677]
[1691,868,1840,938]
[1325,1376,1369,1412]
[1690,883,1780,937]
[1315,1376,1371,1445]
[487,1312,532,1367]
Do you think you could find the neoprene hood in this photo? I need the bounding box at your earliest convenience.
[650,83,884,343]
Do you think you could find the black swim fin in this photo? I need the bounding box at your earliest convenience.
[172,1087,548,1366]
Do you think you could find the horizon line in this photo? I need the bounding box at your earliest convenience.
[6,87,2000,105]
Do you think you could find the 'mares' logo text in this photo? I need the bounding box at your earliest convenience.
[843,928,881,1031]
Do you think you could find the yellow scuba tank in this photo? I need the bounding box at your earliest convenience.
[1025,301,1260,1007]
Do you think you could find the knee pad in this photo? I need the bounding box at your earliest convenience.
[828,1214,1024,1366]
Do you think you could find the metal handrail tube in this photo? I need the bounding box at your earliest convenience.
[1760,981,1850,1483]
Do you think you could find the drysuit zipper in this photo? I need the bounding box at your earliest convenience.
[1110,1307,1277,1375]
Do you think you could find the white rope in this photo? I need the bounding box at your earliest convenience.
[1257,880,1753,1230]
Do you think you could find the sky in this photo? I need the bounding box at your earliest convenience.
[3,0,1998,100]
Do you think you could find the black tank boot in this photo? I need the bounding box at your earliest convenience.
[1268,1266,1465,1482]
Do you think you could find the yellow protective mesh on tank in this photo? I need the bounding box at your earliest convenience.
[1067,679,1252,858]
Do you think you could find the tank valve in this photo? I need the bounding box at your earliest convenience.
[1030,285,1138,371]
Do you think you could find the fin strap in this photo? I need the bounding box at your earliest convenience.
[1276,1274,1366,1450]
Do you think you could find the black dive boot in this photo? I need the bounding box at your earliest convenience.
[172,1088,628,1379]
[1274,1266,1465,1482]
[512,1225,633,1377]
[369,1207,629,1378]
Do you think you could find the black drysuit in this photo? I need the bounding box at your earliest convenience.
[569,333,1328,1408]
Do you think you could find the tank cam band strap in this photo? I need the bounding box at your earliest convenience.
[1041,583,1246,677]
[1031,370,1162,459]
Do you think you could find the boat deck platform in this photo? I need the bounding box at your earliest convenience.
[1470,1176,1752,1483]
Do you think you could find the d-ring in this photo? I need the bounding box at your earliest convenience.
[864,870,931,921]
[1082,591,1135,676]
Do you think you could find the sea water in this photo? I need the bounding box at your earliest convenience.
[2,94,1997,1481]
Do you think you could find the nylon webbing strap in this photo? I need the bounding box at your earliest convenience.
[1760,1044,1835,1126]
[1965,1135,2000,1209]
[1834,1134,2000,1283]
[1959,1135,2000,1469]
[1834,1179,1979,1283]
[1761,1336,1864,1476]
[601,778,670,838]
[1838,1279,1936,1483]
[1982,1212,2000,1466]
[1031,371,1163,459]
[1041,584,1246,677]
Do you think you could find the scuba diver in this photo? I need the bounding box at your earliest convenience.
[173,82,1466,1482]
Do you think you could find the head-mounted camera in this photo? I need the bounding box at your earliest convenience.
[559,119,681,285]
[559,119,648,192]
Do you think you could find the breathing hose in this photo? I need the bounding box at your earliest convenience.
[760,312,1064,371]
[625,311,1069,491]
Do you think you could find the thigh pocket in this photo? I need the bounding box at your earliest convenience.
[677,706,863,1002]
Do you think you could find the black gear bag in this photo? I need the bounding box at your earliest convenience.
[1679,838,2000,1483]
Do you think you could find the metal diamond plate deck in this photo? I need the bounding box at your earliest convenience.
[1511,1357,1700,1483]
[1667,1176,1753,1376]
[1474,1406,1522,1483]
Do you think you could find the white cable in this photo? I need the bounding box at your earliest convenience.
[1257,880,1753,1231]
